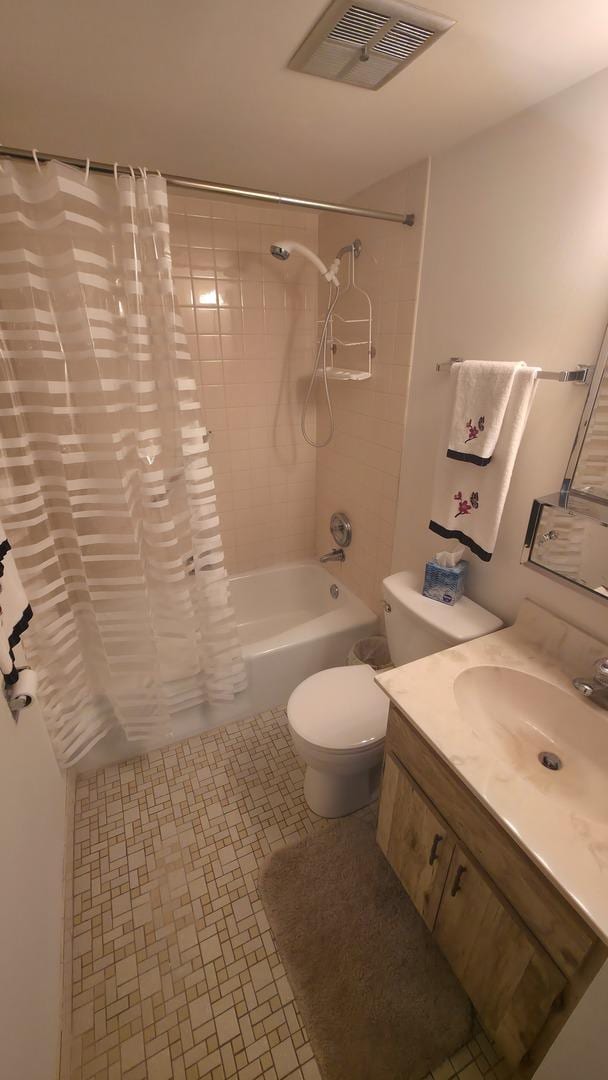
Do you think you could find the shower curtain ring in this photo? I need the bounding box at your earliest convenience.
[113,162,119,186]
[84,157,90,183]
[32,148,42,172]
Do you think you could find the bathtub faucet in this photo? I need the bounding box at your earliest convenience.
[319,548,345,564]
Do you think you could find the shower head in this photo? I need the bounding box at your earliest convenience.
[270,244,291,262]
[270,240,340,287]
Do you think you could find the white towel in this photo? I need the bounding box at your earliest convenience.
[0,532,33,688]
[430,367,538,561]
[447,360,525,466]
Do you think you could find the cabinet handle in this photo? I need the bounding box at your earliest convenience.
[429,833,443,866]
[450,864,467,897]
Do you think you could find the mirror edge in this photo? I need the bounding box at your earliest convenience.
[521,492,608,602]
[562,319,608,502]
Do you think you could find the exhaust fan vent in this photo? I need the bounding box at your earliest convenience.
[374,20,435,60]
[289,0,455,91]
[328,7,390,47]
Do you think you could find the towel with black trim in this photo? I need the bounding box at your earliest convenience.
[447,360,525,466]
[430,366,538,561]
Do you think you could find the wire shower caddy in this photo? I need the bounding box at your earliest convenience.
[320,245,374,381]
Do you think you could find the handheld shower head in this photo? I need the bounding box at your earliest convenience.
[269,240,340,287]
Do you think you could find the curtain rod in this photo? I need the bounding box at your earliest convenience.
[0,145,415,227]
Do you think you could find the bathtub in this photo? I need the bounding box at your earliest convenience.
[80,560,378,769]
[231,560,379,711]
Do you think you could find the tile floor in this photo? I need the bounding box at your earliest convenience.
[68,707,510,1080]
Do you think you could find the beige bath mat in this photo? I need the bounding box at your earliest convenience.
[259,816,472,1080]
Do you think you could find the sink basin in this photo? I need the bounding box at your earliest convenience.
[453,665,608,823]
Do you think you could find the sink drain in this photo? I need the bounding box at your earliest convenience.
[538,751,562,771]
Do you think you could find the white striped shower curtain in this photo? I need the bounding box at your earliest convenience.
[0,159,245,765]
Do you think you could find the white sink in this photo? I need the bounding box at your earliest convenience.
[454,665,608,823]
[376,601,608,937]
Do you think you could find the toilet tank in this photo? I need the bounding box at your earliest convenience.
[382,571,503,667]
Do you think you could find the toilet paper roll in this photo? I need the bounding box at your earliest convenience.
[7,667,38,711]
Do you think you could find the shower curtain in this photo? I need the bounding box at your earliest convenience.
[0,159,246,765]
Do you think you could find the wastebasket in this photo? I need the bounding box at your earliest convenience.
[347,635,392,671]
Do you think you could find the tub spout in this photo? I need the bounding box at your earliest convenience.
[319,548,345,563]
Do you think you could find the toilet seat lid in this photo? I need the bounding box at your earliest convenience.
[287,665,388,752]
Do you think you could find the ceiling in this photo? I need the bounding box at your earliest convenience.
[2,0,608,204]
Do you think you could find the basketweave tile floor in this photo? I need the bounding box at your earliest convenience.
[69,707,510,1080]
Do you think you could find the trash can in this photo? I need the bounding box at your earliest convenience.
[347,635,392,671]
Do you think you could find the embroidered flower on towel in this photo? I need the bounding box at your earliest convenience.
[465,416,485,443]
[454,490,480,518]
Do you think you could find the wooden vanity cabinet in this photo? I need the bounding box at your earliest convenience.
[377,753,455,930]
[377,704,606,1075]
[435,844,565,1065]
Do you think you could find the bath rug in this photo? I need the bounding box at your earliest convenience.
[259,816,472,1080]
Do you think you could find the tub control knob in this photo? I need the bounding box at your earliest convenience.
[383,602,391,614]
[330,511,352,548]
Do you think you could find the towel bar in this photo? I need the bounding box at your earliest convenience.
[436,357,592,384]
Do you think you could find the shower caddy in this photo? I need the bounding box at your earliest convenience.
[322,239,374,381]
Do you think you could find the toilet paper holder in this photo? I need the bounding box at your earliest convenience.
[5,665,36,718]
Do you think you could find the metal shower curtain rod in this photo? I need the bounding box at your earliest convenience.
[0,145,416,227]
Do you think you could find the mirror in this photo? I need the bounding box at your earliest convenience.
[567,360,608,502]
[562,321,608,511]
[523,496,608,598]
[523,323,608,597]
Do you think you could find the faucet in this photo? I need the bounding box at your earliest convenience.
[319,548,345,564]
[572,657,608,710]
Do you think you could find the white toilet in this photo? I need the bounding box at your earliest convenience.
[287,570,502,817]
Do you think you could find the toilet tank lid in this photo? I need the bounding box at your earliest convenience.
[382,570,503,644]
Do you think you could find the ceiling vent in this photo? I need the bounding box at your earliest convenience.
[289,0,455,90]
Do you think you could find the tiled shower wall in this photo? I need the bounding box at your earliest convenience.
[167,163,428,597]
[315,160,429,612]
[168,193,318,573]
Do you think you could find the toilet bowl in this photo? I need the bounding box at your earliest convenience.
[287,570,503,818]
[287,664,388,818]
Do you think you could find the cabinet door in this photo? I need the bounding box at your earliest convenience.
[435,845,566,1066]
[377,752,455,930]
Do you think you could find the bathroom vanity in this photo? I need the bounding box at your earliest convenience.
[375,601,608,1078]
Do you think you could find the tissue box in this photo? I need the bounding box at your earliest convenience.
[423,559,468,605]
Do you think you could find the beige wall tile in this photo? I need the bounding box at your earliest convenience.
[169,192,319,574]
[315,160,429,612]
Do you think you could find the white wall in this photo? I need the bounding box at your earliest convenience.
[534,961,608,1080]
[391,65,608,1075]
[0,695,66,1080]
[392,65,608,643]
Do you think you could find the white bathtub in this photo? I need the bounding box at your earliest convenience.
[231,560,379,711]
[80,560,378,769]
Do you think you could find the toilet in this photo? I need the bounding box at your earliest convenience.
[287,570,502,817]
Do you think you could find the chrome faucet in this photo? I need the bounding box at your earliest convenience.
[319,548,345,564]
[572,657,608,710]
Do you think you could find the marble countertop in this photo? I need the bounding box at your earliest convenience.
[375,599,608,943]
